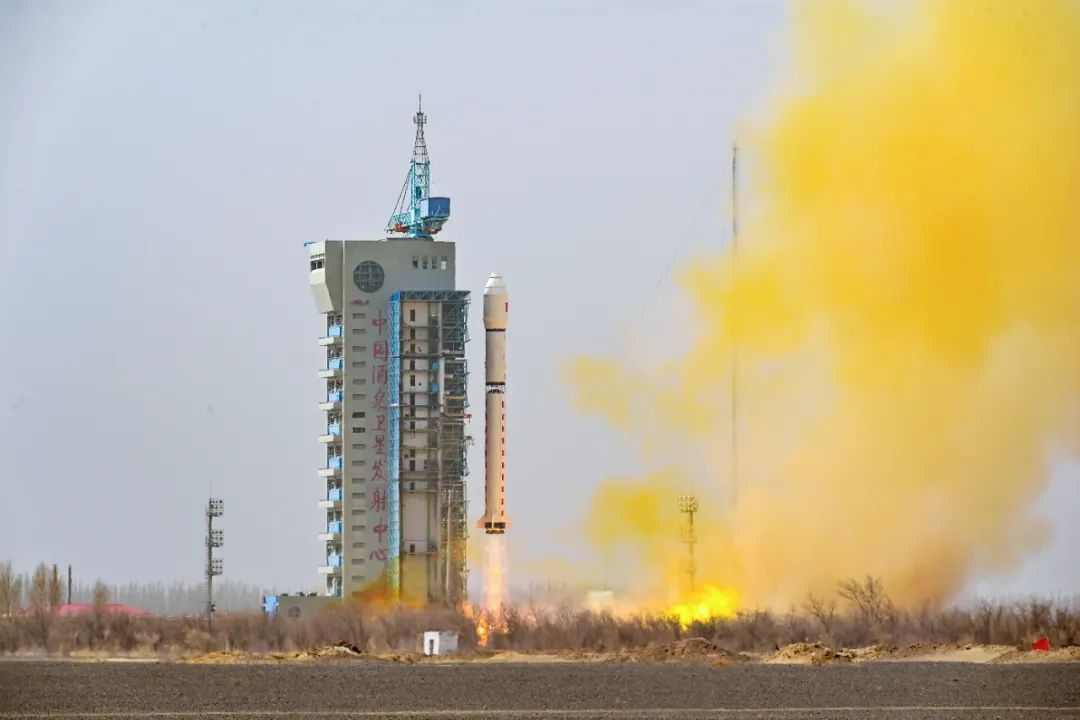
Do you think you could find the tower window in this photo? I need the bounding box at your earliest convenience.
[409,309,416,322]
[353,261,385,293]
[440,257,448,270]
[412,255,419,268]
[421,256,429,269]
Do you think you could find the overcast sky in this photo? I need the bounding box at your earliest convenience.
[1,0,1076,602]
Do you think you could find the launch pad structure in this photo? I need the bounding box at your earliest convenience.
[262,99,515,619]
[387,290,471,605]
[265,99,499,618]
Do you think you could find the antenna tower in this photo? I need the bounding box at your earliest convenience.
[730,142,739,508]
[386,95,451,238]
[678,495,698,594]
[205,498,224,631]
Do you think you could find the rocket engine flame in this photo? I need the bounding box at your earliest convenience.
[481,534,508,613]
[668,585,740,629]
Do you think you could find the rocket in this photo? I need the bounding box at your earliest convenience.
[478,273,509,534]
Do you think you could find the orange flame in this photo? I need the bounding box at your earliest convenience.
[667,584,740,629]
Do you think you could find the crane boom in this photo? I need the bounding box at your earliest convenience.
[386,96,451,238]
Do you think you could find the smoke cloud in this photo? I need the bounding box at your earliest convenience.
[565,0,1080,609]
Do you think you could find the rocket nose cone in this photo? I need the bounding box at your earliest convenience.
[484,273,507,295]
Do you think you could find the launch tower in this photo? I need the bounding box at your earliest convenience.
[300,100,470,608]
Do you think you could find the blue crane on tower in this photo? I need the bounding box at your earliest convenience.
[386,96,451,238]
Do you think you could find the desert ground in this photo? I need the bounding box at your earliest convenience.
[2,644,1079,720]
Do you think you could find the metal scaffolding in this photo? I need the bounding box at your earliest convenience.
[387,296,403,597]
[387,290,470,606]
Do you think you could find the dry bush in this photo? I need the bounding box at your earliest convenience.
[0,581,1077,656]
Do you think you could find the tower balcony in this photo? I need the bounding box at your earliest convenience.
[317,368,343,380]
[319,424,342,443]
[318,520,343,542]
[318,552,343,575]
[317,467,341,478]
[317,488,342,510]
[320,389,343,411]
[318,325,344,346]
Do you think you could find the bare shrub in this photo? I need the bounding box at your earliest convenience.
[838,576,892,625]
[183,627,213,654]
[48,566,61,611]
[804,592,837,638]
[0,562,22,616]
[92,581,110,608]
[0,580,1076,657]
[1051,603,1080,648]
[28,564,49,611]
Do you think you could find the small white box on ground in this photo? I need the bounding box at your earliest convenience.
[422,630,459,656]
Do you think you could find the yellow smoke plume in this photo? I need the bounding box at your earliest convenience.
[567,0,1080,610]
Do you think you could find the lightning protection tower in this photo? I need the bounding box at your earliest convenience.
[205,498,224,630]
[678,495,698,595]
[385,96,451,238]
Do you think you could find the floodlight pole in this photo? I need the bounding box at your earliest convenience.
[678,495,698,594]
[205,498,224,631]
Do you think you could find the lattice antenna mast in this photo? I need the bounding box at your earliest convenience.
[412,96,430,193]
[678,495,698,594]
[386,95,450,238]
[205,498,224,631]
[730,142,739,508]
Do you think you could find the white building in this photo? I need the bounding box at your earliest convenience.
[308,239,469,604]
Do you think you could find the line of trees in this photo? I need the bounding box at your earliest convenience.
[1,572,1077,657]
[0,561,271,616]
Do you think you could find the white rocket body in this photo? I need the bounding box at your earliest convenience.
[478,273,509,534]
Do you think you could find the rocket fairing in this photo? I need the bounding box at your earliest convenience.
[478,273,510,534]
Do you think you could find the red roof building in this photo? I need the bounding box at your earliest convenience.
[56,603,150,616]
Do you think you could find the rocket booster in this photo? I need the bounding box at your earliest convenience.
[478,273,509,534]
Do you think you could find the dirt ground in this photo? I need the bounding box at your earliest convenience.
[173,639,1080,667]
[1,657,1078,719]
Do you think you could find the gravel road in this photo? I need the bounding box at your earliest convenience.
[1,659,1078,719]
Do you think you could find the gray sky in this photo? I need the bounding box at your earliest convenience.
[1,0,1076,601]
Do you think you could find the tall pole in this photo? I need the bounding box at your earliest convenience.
[206,499,224,632]
[731,142,739,509]
[678,495,698,594]
[66,564,72,605]
[206,508,212,631]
